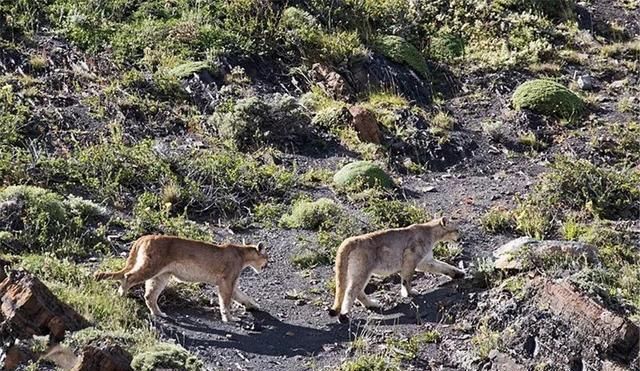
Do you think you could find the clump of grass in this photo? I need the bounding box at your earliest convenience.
[279,198,343,230]
[433,242,463,263]
[591,122,640,164]
[431,111,454,130]
[339,354,398,371]
[252,202,287,227]
[129,192,210,241]
[471,323,500,359]
[481,207,515,234]
[387,330,440,360]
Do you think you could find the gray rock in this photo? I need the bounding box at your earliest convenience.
[577,75,595,90]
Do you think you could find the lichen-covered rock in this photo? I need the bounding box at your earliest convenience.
[348,106,382,144]
[279,198,341,230]
[512,79,585,119]
[131,343,203,371]
[333,161,394,191]
[373,35,429,78]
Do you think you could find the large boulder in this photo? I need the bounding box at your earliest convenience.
[340,53,432,105]
[512,79,585,120]
[333,161,394,191]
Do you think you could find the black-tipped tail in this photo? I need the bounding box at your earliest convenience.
[328,308,339,317]
[338,314,349,324]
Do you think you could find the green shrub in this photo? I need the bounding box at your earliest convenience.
[374,35,429,77]
[493,0,575,21]
[280,7,365,64]
[0,186,108,257]
[129,192,210,241]
[430,33,465,60]
[45,140,175,206]
[214,94,309,150]
[167,61,214,80]
[280,198,342,230]
[512,79,584,120]
[131,343,203,371]
[333,161,394,191]
[175,148,296,218]
[365,200,428,229]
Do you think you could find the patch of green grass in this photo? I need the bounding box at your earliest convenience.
[591,122,640,164]
[431,111,454,130]
[433,242,463,263]
[367,92,409,109]
[252,202,287,227]
[175,147,296,218]
[15,254,154,345]
[129,192,210,241]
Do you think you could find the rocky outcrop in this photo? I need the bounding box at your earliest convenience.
[0,270,90,342]
[533,278,639,363]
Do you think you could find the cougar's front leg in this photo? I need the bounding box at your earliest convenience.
[417,258,465,279]
[400,258,419,298]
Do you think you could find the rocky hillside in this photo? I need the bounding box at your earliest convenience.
[1,0,639,370]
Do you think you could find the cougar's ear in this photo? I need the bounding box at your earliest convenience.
[440,216,448,227]
[256,241,266,253]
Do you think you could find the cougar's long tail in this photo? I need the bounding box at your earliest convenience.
[93,238,143,281]
[328,241,353,317]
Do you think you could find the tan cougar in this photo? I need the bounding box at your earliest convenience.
[328,217,464,322]
[94,235,268,322]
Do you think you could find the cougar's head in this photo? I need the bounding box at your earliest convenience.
[247,241,268,273]
[438,217,459,241]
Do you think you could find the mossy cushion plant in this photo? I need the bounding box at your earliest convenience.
[512,79,585,120]
[374,35,429,78]
[131,343,203,371]
[333,161,394,191]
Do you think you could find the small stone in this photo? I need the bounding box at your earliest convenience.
[577,75,594,90]
[295,299,306,306]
